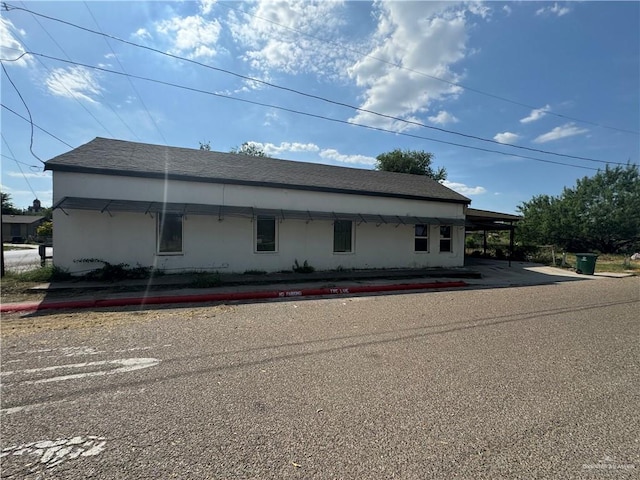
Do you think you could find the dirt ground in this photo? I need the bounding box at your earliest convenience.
[0,304,235,337]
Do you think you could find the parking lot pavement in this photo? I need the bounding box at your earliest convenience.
[1,277,638,479]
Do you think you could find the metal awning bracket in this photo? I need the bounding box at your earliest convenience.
[100,200,113,217]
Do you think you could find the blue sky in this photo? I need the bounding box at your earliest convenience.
[1,1,638,214]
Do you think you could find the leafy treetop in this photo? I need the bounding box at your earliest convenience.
[375,149,447,181]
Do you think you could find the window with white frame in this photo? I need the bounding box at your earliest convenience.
[439,225,452,252]
[415,224,429,252]
[157,213,183,254]
[333,220,353,253]
[256,215,277,252]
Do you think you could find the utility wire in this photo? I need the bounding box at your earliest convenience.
[6,51,602,171]
[82,1,166,144]
[217,1,639,136]
[1,62,44,164]
[0,152,41,170]
[1,103,74,148]
[1,2,624,166]
[1,133,39,199]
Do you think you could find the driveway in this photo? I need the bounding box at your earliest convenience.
[1,276,638,478]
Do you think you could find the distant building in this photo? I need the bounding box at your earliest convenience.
[28,199,42,213]
[1,215,46,243]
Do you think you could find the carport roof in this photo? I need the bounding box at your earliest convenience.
[466,208,521,231]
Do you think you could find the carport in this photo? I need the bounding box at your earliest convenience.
[465,208,522,266]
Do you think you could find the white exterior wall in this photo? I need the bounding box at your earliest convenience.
[53,171,466,273]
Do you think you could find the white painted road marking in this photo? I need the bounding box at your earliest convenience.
[1,357,160,386]
[1,436,106,471]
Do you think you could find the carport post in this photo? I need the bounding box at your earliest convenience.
[1,214,4,277]
[483,229,488,256]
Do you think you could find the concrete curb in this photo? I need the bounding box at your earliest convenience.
[0,281,468,313]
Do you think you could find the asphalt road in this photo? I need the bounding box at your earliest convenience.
[1,278,638,479]
[2,246,52,272]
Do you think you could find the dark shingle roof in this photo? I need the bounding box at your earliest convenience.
[45,138,470,204]
[2,215,46,224]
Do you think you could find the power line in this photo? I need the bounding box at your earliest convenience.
[82,1,166,145]
[1,103,74,148]
[11,51,603,171]
[217,1,639,137]
[1,2,625,166]
[1,62,45,164]
[1,133,39,199]
[0,152,40,170]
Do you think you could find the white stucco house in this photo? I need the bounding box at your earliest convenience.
[45,138,472,274]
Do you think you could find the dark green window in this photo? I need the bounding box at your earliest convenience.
[415,224,429,252]
[333,220,353,253]
[439,225,452,252]
[256,216,277,252]
[158,213,183,253]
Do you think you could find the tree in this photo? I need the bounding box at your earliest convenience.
[36,220,53,238]
[516,164,640,253]
[230,142,267,157]
[375,149,447,181]
[1,192,20,215]
[199,141,211,151]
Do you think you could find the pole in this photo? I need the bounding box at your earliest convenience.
[1,213,5,277]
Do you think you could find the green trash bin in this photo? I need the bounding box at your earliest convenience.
[575,253,598,275]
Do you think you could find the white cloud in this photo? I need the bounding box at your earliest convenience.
[503,5,512,15]
[428,110,459,125]
[156,15,221,59]
[133,28,152,40]
[45,66,103,103]
[534,123,588,143]
[5,171,51,179]
[0,18,31,67]
[228,1,352,78]
[536,3,570,17]
[248,141,376,166]
[347,2,485,131]
[441,180,486,196]
[250,141,320,156]
[467,2,491,19]
[199,0,217,15]
[493,131,520,144]
[520,104,550,123]
[319,149,376,166]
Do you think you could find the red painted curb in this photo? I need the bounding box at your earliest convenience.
[0,281,468,313]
